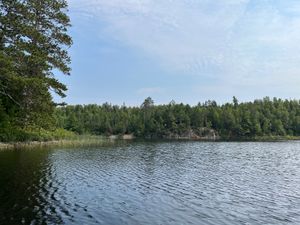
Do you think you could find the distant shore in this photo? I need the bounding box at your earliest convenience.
[1,134,300,150]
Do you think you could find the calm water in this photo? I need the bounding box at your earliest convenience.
[1,141,300,225]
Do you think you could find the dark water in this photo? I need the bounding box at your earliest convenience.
[1,141,300,225]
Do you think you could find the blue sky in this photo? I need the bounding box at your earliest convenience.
[57,0,300,106]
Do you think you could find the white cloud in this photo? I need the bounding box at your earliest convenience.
[68,0,300,96]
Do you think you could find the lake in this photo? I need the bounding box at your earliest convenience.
[0,141,300,224]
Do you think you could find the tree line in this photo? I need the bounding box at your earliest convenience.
[55,97,300,139]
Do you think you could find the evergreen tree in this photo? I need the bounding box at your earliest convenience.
[0,0,72,132]
[55,97,300,140]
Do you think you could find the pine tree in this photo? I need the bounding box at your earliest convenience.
[0,0,72,130]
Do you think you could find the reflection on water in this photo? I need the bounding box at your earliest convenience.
[1,141,300,224]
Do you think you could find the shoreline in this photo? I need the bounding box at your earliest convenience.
[1,135,300,150]
[0,137,119,150]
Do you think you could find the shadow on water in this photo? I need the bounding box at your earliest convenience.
[0,147,62,224]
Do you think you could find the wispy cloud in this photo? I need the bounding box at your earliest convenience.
[68,0,300,97]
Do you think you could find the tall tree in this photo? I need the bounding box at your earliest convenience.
[0,0,72,129]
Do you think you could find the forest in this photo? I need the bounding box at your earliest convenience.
[1,1,300,142]
[55,97,300,140]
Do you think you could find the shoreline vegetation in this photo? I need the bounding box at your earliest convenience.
[3,96,300,146]
[0,136,109,150]
[0,135,131,150]
[53,97,300,143]
[1,134,300,150]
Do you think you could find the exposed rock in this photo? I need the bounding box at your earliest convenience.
[109,135,118,140]
[162,128,220,140]
[122,134,135,140]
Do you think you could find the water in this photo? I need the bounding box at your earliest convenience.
[1,141,300,225]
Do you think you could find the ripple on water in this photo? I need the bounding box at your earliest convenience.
[0,141,300,224]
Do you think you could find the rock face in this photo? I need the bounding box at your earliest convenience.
[108,128,219,141]
[122,134,135,140]
[109,134,135,140]
[162,128,220,140]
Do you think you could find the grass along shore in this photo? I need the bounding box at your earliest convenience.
[0,128,137,150]
[1,134,300,150]
[0,135,131,150]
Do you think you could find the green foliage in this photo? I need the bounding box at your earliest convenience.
[0,0,72,141]
[55,97,300,139]
[0,127,75,142]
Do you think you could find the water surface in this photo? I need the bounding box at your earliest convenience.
[0,141,300,224]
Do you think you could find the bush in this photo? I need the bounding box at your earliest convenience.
[0,128,76,143]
